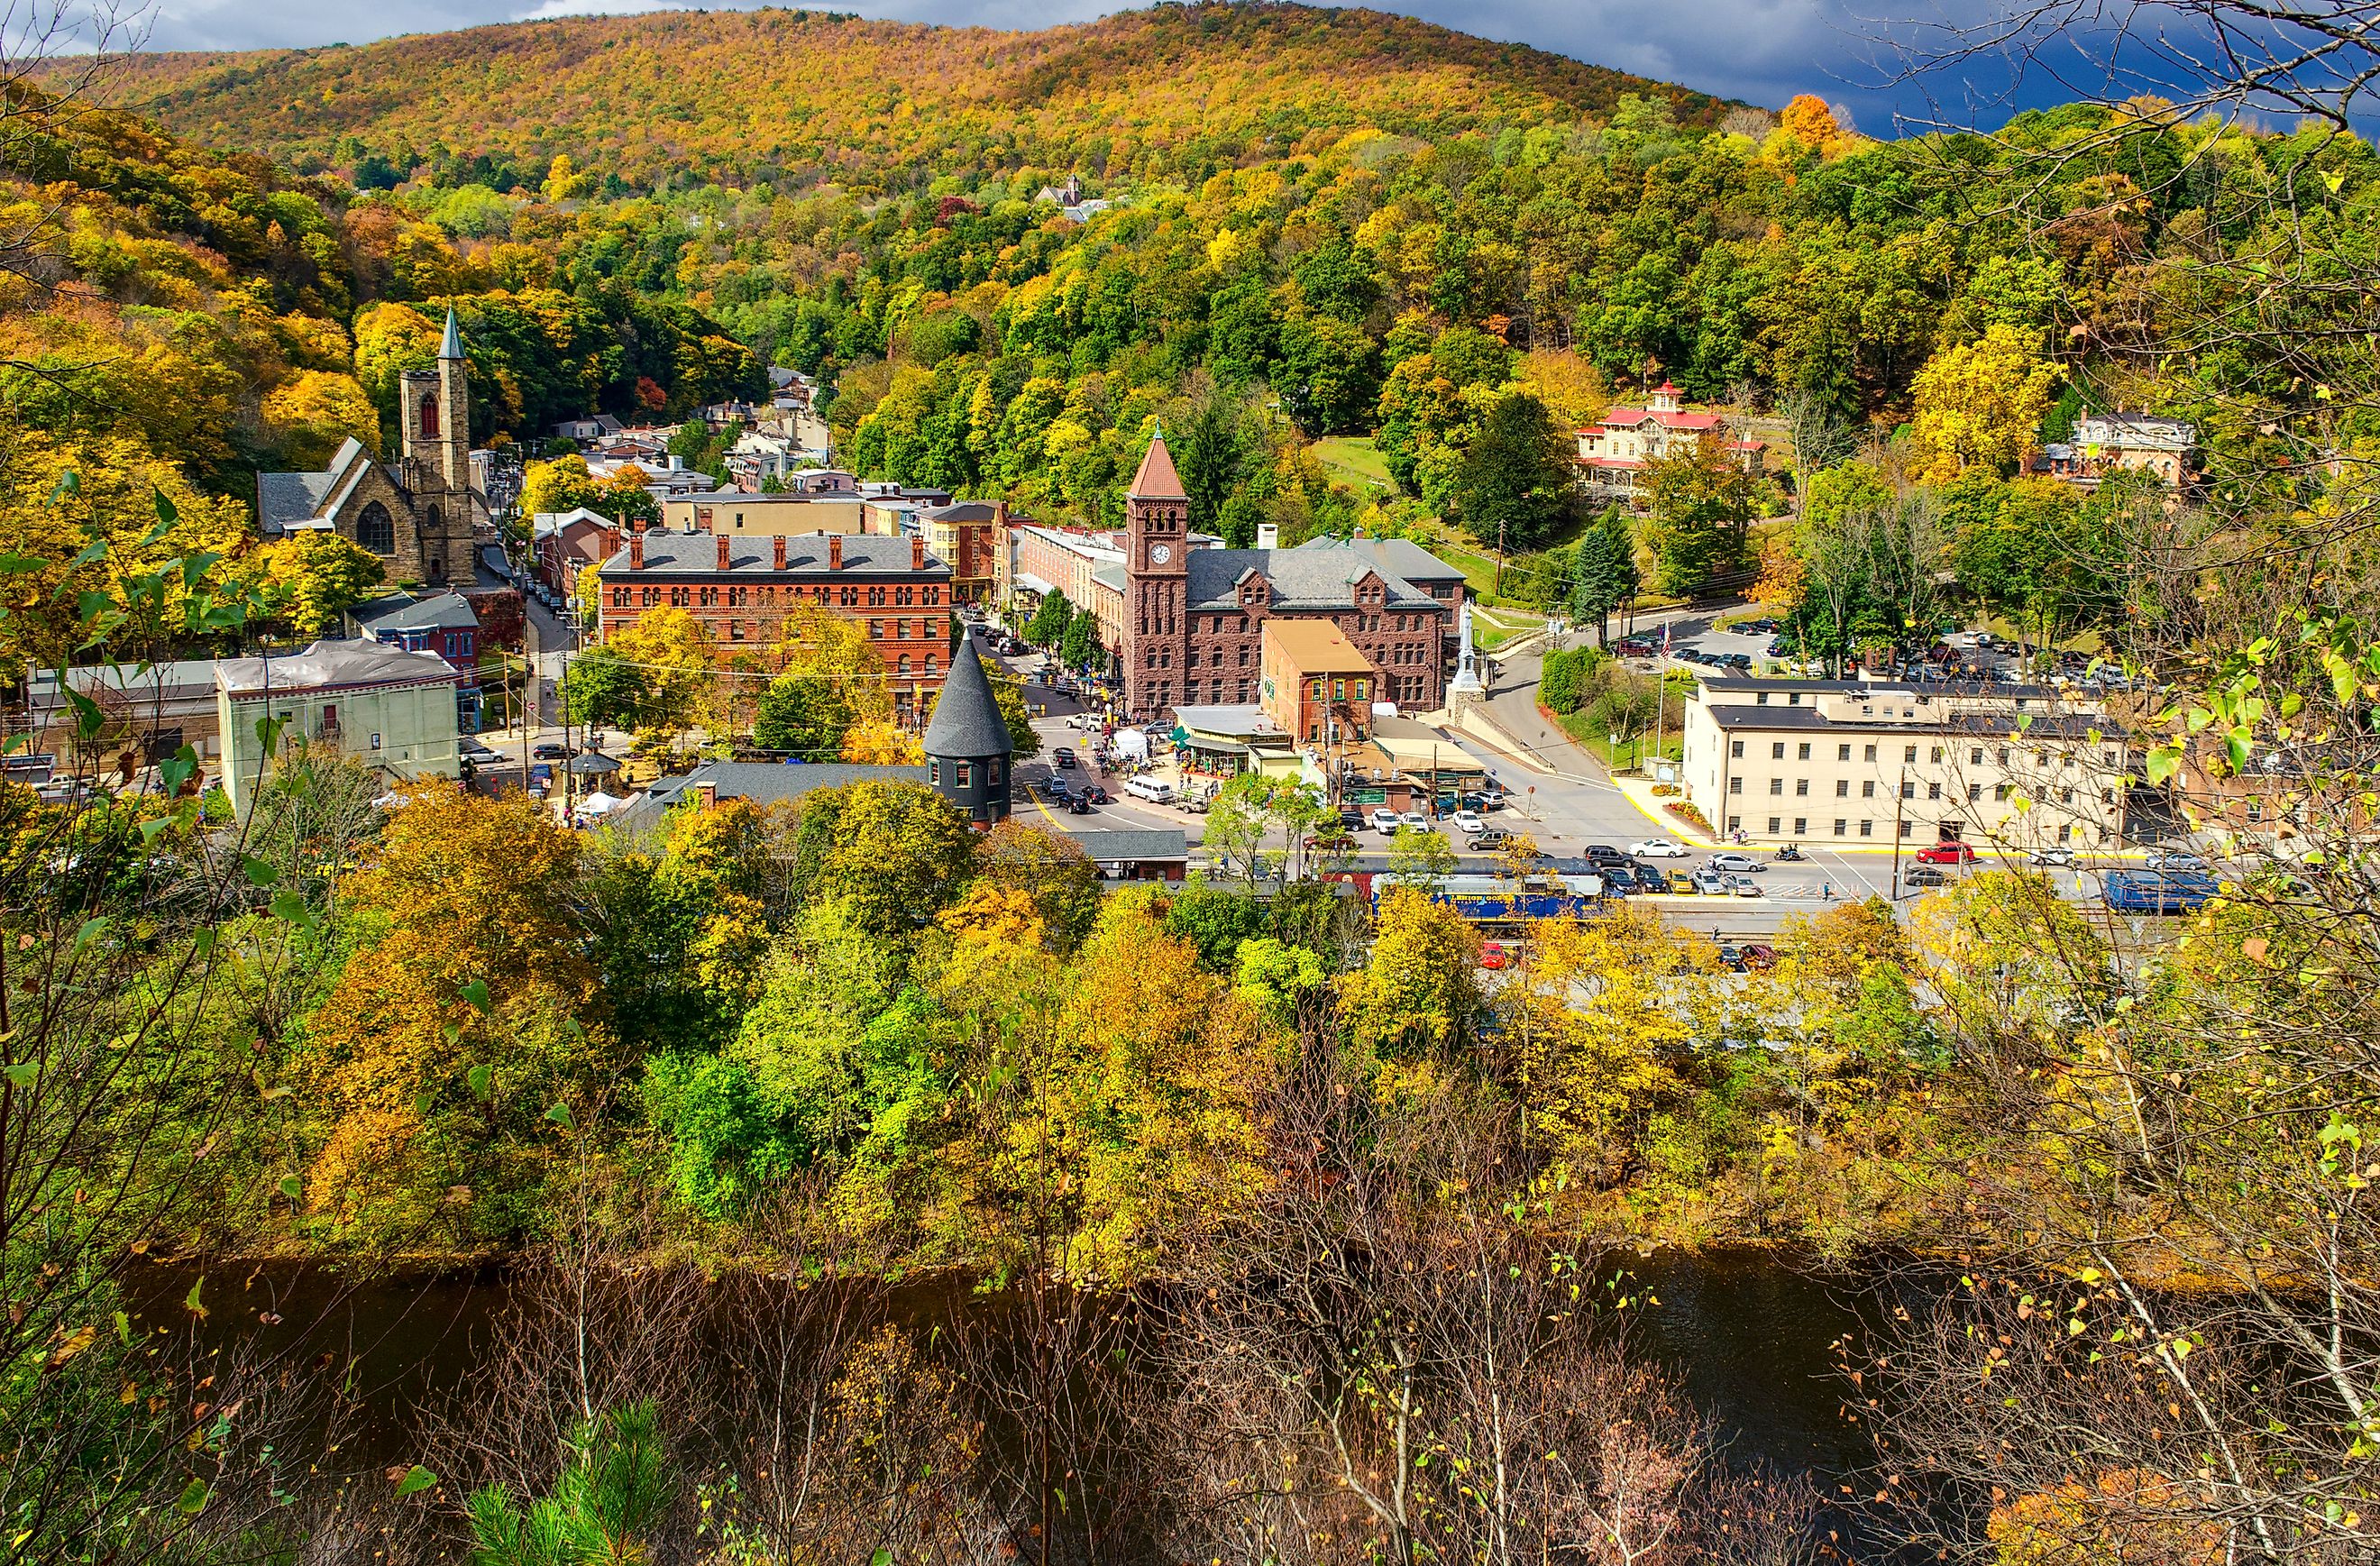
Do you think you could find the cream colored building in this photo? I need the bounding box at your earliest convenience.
[214,641,462,813]
[1681,673,2130,848]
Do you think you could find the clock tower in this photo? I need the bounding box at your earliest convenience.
[1124,429,1190,719]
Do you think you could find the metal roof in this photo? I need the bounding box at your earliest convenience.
[1063,827,1188,862]
[921,638,1013,758]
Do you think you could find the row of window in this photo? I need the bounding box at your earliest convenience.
[1734,774,2114,805]
[863,620,938,640]
[1723,815,2114,845]
[1308,677,1371,701]
[926,757,1001,788]
[1732,737,2122,768]
[612,582,942,610]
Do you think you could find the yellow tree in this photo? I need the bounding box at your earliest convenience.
[261,370,380,467]
[298,783,609,1244]
[260,530,386,636]
[519,453,600,518]
[606,606,721,741]
[1908,325,2065,481]
[1340,885,1479,1066]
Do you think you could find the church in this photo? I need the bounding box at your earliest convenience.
[257,307,482,588]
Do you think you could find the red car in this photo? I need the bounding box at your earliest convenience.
[1915,842,1978,865]
[1479,940,1510,971]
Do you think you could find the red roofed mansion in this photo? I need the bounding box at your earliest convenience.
[1119,433,1467,721]
[1575,382,1764,505]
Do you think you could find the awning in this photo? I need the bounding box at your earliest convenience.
[1183,737,1250,756]
[1017,572,1057,596]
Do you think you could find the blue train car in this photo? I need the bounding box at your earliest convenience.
[2102,868,2218,914]
[1381,872,1603,921]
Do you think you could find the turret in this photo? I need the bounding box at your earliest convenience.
[922,636,1013,827]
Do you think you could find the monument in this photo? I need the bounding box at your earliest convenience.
[1444,599,1487,716]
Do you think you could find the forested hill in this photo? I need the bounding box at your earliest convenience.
[87,4,1735,190]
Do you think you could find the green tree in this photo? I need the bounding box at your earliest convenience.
[753,673,856,756]
[787,780,976,936]
[1639,432,1757,594]
[1567,508,1639,645]
[1176,399,1246,536]
[1025,590,1073,648]
[1387,824,1458,894]
[1450,389,1575,553]
[1058,610,1102,672]
[468,1402,673,1566]
[1276,315,1380,435]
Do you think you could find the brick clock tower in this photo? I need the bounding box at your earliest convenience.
[1124,430,1190,719]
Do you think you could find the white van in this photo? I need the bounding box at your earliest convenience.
[1124,775,1176,804]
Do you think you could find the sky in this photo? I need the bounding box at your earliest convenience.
[108,0,2063,125]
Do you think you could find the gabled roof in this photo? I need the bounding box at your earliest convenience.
[617,760,929,833]
[1129,432,1186,499]
[349,591,479,634]
[256,437,372,535]
[921,637,1013,758]
[1183,543,1447,612]
[214,639,459,696]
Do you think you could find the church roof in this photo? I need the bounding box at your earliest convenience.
[921,636,1013,759]
[1128,432,1185,499]
[255,437,371,535]
[441,307,463,360]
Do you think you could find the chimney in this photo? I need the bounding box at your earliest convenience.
[629,531,645,571]
[716,536,731,571]
[994,499,1009,525]
[773,536,788,571]
[911,536,926,571]
[828,534,842,571]
[693,783,716,810]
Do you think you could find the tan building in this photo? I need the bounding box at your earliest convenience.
[1681,673,2129,848]
[1575,382,1764,505]
[1259,619,1378,746]
[665,490,878,536]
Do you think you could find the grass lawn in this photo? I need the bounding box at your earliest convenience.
[1310,435,1394,490]
[1552,708,1686,772]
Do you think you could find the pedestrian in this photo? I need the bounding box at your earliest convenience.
[1822,881,1832,902]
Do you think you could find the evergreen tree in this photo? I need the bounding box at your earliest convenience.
[1568,508,1641,646]
[1176,399,1246,536]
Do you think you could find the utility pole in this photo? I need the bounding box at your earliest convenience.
[1890,766,1907,900]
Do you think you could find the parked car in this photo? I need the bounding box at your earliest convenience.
[1903,865,1951,889]
[1727,875,1764,898]
[1369,808,1400,833]
[2145,848,2210,871]
[1399,810,1430,829]
[1627,865,1669,893]
[1451,810,1486,835]
[1123,776,1175,804]
[1338,809,1368,832]
[1915,841,1978,865]
[532,742,572,760]
[2027,845,2078,867]
[1630,838,1690,859]
[1691,871,1730,895]
[1717,652,1753,670]
[1669,869,1701,893]
[1716,945,1748,973]
[1304,827,1357,853]
[1708,852,1764,873]
[1479,940,1510,972]
[1076,783,1111,805]
[1472,827,1514,852]
[1741,943,1779,971]
[1053,746,1077,769]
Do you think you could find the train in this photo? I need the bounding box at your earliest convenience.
[1340,870,1606,921]
[2101,868,2219,914]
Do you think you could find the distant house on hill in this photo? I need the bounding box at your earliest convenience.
[1574,382,1763,506]
[2036,413,2198,490]
[1032,172,1112,224]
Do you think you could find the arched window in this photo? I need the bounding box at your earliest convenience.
[419,393,440,439]
[425,505,442,534]
[428,557,445,583]
[357,501,395,554]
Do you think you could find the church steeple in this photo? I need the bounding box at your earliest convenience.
[440,306,464,361]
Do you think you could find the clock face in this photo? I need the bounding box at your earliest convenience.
[1149,544,1172,564]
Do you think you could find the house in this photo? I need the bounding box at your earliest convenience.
[1574,382,1764,504]
[2071,414,2196,487]
[214,640,462,812]
[1066,828,1188,881]
[533,507,621,596]
[256,307,481,588]
[343,591,486,732]
[553,414,625,444]
[1680,672,2129,848]
[920,501,1006,605]
[1032,173,1114,223]
[595,529,957,722]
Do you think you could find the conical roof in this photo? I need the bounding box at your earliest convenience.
[922,636,1013,758]
[1128,430,1185,499]
[440,307,463,360]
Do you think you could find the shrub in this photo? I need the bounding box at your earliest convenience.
[1665,800,1710,831]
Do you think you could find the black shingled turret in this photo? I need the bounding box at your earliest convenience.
[922,634,1013,826]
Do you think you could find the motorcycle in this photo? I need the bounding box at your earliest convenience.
[1774,843,1804,862]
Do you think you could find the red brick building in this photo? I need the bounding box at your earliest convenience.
[1120,434,1465,720]
[596,528,956,719]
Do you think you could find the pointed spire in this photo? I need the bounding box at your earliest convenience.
[922,636,1012,759]
[440,307,463,360]
[1129,429,1186,499]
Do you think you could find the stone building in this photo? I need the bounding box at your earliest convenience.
[1119,433,1465,720]
[257,308,481,588]
[922,636,1013,826]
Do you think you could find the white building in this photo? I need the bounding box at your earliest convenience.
[214,641,462,812]
[1680,672,2129,848]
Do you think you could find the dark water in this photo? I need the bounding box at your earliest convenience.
[123,1245,1878,1482]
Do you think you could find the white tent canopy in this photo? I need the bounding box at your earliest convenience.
[577,791,623,815]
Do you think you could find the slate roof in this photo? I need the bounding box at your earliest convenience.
[349,591,479,634]
[1064,828,1189,863]
[922,638,1013,758]
[615,760,928,832]
[1314,535,1468,584]
[1129,433,1186,499]
[214,640,459,696]
[597,532,950,577]
[1183,543,1446,612]
[256,438,372,536]
[921,501,1002,523]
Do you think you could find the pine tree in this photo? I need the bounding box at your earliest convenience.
[1569,508,1640,646]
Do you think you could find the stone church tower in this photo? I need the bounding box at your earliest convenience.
[1122,430,1189,719]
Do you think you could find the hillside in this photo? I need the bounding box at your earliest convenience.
[87,4,1735,190]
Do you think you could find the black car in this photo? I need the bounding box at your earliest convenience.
[1337,809,1367,832]
[1066,794,1094,814]
[1077,783,1111,805]
[1053,747,1077,769]
[532,742,572,760]
[1582,845,1634,868]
